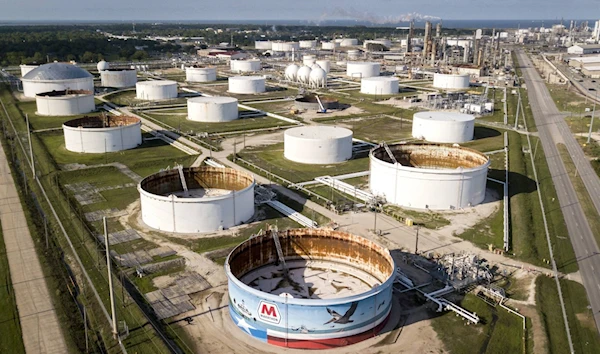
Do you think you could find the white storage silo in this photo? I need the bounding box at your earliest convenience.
[360,77,399,95]
[22,63,94,98]
[346,62,380,78]
[412,111,475,143]
[284,126,353,164]
[186,67,217,82]
[100,69,137,88]
[136,80,178,100]
[63,115,142,153]
[315,60,330,73]
[35,90,95,116]
[433,73,470,90]
[230,59,261,73]
[228,76,266,94]
[187,96,239,122]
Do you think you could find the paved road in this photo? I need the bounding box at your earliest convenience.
[0,141,67,352]
[516,50,600,334]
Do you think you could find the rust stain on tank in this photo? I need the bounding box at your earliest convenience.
[63,115,140,129]
[372,143,488,169]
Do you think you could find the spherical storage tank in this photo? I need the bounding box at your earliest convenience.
[284,126,352,164]
[309,67,327,87]
[230,59,261,73]
[412,111,475,143]
[226,228,395,349]
[347,62,380,78]
[228,76,265,94]
[22,63,94,98]
[138,166,255,233]
[187,97,238,122]
[97,60,110,71]
[100,69,137,88]
[63,115,142,153]
[186,66,217,82]
[360,77,399,95]
[296,66,312,84]
[284,64,299,81]
[433,73,470,90]
[136,80,178,100]
[369,143,490,210]
[36,90,95,116]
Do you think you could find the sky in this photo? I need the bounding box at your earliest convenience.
[0,0,597,22]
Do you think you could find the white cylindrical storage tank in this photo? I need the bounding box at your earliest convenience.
[296,66,312,84]
[340,38,359,46]
[299,40,317,48]
[187,96,239,122]
[35,90,95,116]
[433,73,470,90]
[321,41,340,50]
[347,49,361,60]
[228,76,266,94]
[185,67,217,82]
[255,41,272,50]
[346,62,380,78]
[284,126,352,164]
[360,76,399,95]
[63,115,142,153]
[412,111,475,143]
[138,167,255,233]
[309,67,327,88]
[100,69,137,88]
[303,55,316,67]
[315,60,330,73]
[272,41,300,52]
[284,64,299,81]
[369,144,490,210]
[364,39,392,48]
[97,60,110,71]
[20,64,39,77]
[230,59,261,73]
[22,63,94,98]
[136,80,178,100]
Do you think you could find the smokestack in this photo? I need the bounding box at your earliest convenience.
[463,42,469,63]
[407,20,414,54]
[477,48,483,66]
[473,38,479,64]
[436,23,442,38]
[424,21,431,57]
[431,40,437,66]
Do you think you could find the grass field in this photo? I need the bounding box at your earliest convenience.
[462,126,506,152]
[0,225,26,354]
[321,115,413,143]
[16,100,104,131]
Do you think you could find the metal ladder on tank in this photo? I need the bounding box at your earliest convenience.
[382,142,398,164]
[271,228,289,278]
[177,165,189,196]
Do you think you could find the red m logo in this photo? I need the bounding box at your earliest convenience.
[257,300,280,324]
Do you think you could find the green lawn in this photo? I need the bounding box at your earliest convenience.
[16,100,104,131]
[462,127,506,152]
[321,116,413,143]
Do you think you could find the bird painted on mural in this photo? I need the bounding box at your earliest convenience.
[323,302,358,325]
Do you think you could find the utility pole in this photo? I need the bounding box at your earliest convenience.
[373,204,378,235]
[25,114,34,177]
[415,226,420,254]
[587,94,597,144]
[104,217,118,340]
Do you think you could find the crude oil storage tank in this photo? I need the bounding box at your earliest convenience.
[369,143,489,210]
[302,55,316,67]
[100,69,137,88]
[321,41,340,50]
[271,41,300,53]
[360,77,399,95]
[36,90,95,116]
[299,40,317,48]
[136,80,178,100]
[284,126,352,164]
[432,73,470,90]
[20,63,39,77]
[62,115,142,153]
[340,38,359,46]
[294,95,339,111]
[226,228,395,349]
[187,96,239,122]
[412,111,475,143]
[229,76,265,94]
[346,62,380,78]
[22,63,94,98]
[255,41,272,50]
[230,59,261,73]
[186,66,217,82]
[138,166,255,233]
[316,60,331,73]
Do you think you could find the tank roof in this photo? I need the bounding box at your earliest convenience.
[137,80,177,86]
[188,96,238,104]
[285,126,352,140]
[414,111,475,122]
[23,62,93,81]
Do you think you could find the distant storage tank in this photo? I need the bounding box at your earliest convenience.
[360,77,399,95]
[346,62,380,78]
[186,67,217,82]
[340,38,359,46]
[97,60,110,71]
[138,167,255,233]
[364,39,392,49]
[22,63,94,98]
[321,41,340,50]
[315,60,331,73]
[347,49,361,60]
[136,80,178,100]
[369,143,489,210]
[100,69,137,88]
[187,96,239,122]
[63,115,142,153]
[412,111,475,143]
[36,90,95,116]
[271,41,300,52]
[228,76,266,94]
[302,55,316,67]
[255,41,272,50]
[230,59,261,73]
[294,95,339,111]
[284,64,300,81]
[20,63,39,77]
[299,40,317,48]
[296,66,312,84]
[433,73,470,90]
[284,126,353,164]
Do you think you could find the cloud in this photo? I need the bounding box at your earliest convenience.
[319,7,441,24]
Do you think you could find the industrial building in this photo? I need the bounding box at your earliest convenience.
[138,166,255,233]
[567,44,600,55]
[230,59,261,73]
[284,126,353,164]
[412,112,475,143]
[100,69,137,88]
[433,73,471,90]
[62,115,142,153]
[360,77,399,95]
[136,80,178,100]
[226,228,395,349]
[21,62,94,98]
[346,62,381,78]
[228,76,265,94]
[187,96,239,122]
[369,143,489,210]
[185,66,217,82]
[35,89,95,116]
